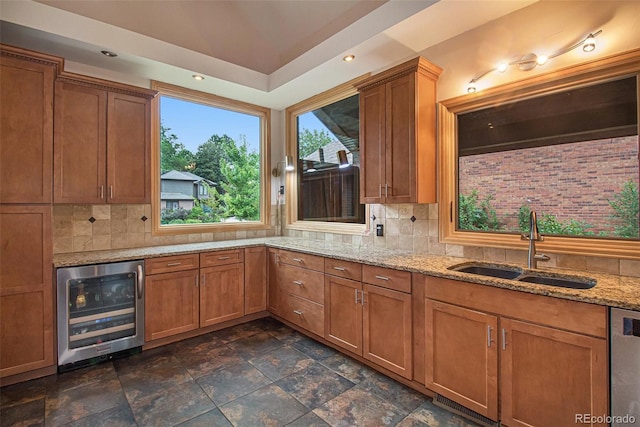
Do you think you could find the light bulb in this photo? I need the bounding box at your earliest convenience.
[497,62,508,73]
[583,35,596,52]
[467,81,477,93]
[536,54,548,65]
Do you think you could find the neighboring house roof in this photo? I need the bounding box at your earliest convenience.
[161,170,215,185]
[304,140,351,165]
[161,192,194,201]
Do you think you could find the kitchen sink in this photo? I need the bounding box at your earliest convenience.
[450,264,522,280]
[449,262,596,289]
[517,274,596,289]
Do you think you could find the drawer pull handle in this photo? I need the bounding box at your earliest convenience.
[375,275,390,281]
[355,289,359,304]
[166,262,182,267]
[333,266,346,271]
[502,328,507,351]
[292,258,303,263]
[487,325,492,347]
[218,256,231,260]
[293,310,303,316]
[293,280,303,286]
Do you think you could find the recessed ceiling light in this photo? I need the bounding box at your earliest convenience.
[101,50,117,58]
[192,74,205,81]
[343,54,355,62]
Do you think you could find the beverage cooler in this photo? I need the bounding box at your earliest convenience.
[57,260,144,370]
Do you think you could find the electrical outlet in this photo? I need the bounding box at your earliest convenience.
[376,224,384,237]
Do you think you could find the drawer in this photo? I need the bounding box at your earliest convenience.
[200,249,244,267]
[278,249,324,272]
[362,265,411,293]
[325,258,362,281]
[279,264,324,304]
[145,253,199,275]
[280,292,324,337]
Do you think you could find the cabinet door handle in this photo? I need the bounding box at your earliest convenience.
[501,328,507,350]
[354,288,359,304]
[293,310,303,316]
[110,185,114,199]
[487,325,492,347]
[361,291,366,305]
[385,183,389,197]
[166,262,182,267]
[99,185,104,199]
[375,275,390,281]
[218,256,230,260]
[333,266,346,271]
[195,275,199,288]
[293,280,303,286]
[292,258,303,263]
[136,264,144,300]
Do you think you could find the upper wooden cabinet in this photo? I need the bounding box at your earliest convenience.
[53,73,156,204]
[356,57,441,204]
[0,45,62,204]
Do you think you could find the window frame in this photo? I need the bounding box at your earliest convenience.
[151,81,271,235]
[285,76,370,234]
[438,49,640,260]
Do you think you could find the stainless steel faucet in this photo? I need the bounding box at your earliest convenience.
[521,210,550,269]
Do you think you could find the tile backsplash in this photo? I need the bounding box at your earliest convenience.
[52,202,639,278]
[52,204,276,254]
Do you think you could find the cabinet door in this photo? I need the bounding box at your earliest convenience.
[200,263,244,327]
[385,73,416,203]
[54,81,107,204]
[359,84,386,204]
[501,318,608,427]
[0,206,54,377]
[425,299,498,420]
[324,275,362,354]
[244,247,267,315]
[364,284,412,379]
[107,92,150,204]
[267,249,279,314]
[0,55,54,203]
[144,270,199,342]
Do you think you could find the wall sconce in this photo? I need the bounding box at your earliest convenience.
[272,155,295,177]
[337,150,349,168]
[466,30,602,94]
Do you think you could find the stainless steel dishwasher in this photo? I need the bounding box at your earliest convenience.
[611,308,640,426]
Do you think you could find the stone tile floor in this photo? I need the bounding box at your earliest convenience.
[1,318,479,427]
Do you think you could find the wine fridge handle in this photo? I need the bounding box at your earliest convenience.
[137,264,144,299]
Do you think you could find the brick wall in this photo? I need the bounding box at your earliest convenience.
[459,136,639,233]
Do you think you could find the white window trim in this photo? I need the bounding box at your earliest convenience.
[151,81,271,235]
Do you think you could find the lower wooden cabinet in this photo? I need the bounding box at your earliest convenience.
[325,269,413,379]
[200,263,244,327]
[244,247,267,314]
[500,318,608,427]
[424,276,608,426]
[425,300,498,419]
[0,205,54,378]
[267,248,279,314]
[145,269,199,341]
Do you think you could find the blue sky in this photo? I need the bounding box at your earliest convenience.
[160,96,261,153]
[160,95,330,153]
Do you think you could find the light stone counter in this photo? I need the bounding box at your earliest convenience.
[53,236,640,311]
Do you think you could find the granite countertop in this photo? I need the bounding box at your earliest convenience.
[53,236,640,311]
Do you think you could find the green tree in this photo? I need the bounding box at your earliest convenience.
[193,134,235,191]
[298,128,334,158]
[160,124,194,173]
[608,180,639,238]
[518,205,593,236]
[218,136,260,221]
[458,190,501,231]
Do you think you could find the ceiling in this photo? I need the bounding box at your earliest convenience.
[0,0,538,109]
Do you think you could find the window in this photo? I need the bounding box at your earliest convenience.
[438,51,640,259]
[286,77,368,234]
[151,81,270,234]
